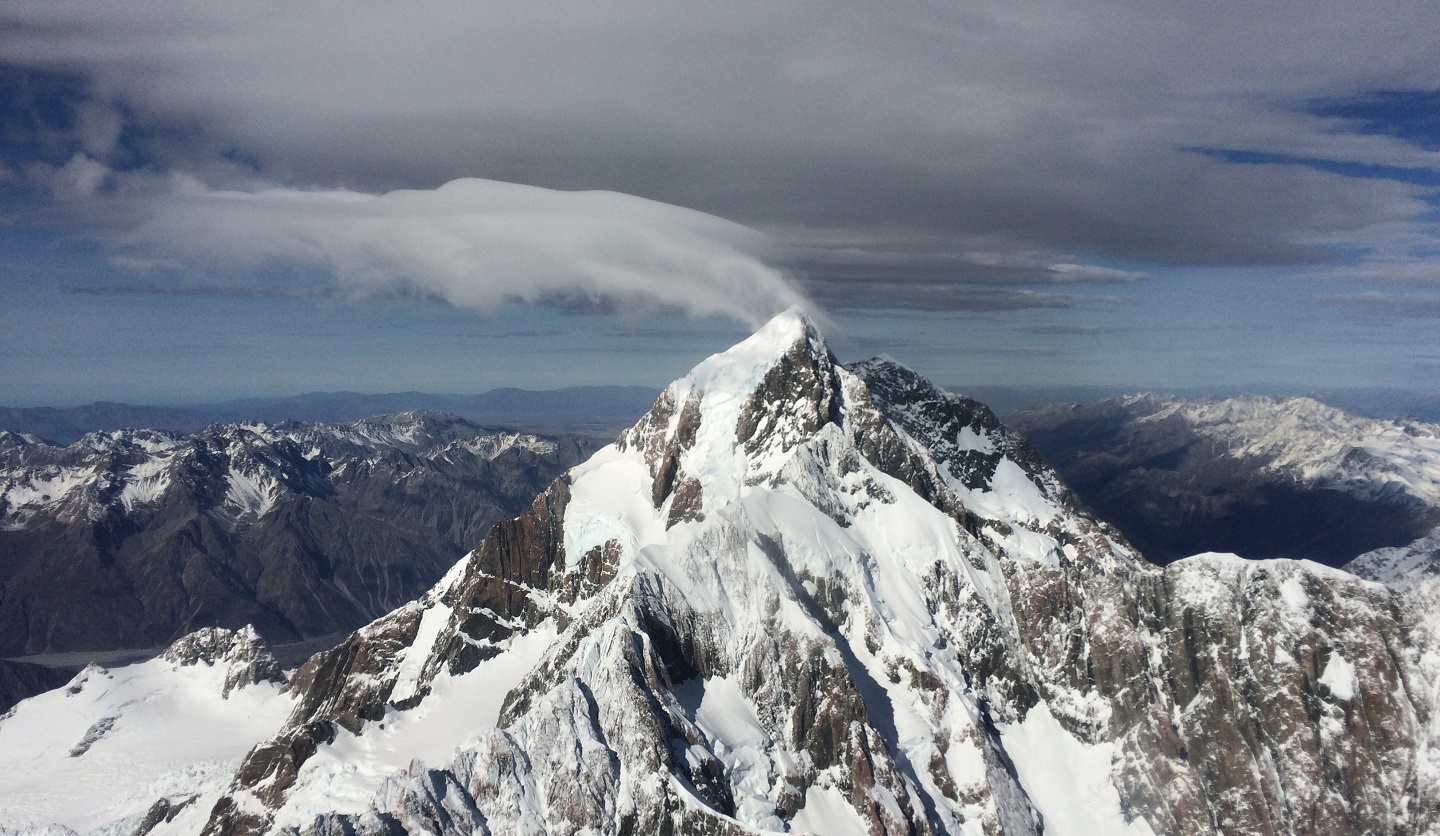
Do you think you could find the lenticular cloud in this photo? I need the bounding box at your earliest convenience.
[115,177,808,324]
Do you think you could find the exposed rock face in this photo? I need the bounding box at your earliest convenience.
[157,312,1440,834]
[1346,524,1440,811]
[0,413,592,655]
[0,658,70,713]
[1008,394,1440,565]
[162,625,286,698]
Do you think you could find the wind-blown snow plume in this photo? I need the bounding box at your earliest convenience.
[108,177,809,324]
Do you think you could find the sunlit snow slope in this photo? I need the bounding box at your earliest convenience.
[0,627,292,835]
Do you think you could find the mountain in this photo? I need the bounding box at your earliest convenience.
[0,413,592,657]
[0,387,660,444]
[1008,394,1440,566]
[4,311,1438,835]
[200,388,662,437]
[1346,527,1440,677]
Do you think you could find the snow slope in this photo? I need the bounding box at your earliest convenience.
[0,628,291,835]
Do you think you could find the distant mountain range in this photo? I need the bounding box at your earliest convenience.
[0,413,593,658]
[966,384,1440,423]
[0,386,662,444]
[6,384,1436,448]
[1009,393,1440,566]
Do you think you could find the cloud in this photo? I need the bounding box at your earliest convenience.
[64,284,331,299]
[1,0,1439,308]
[781,238,1151,286]
[804,280,1133,312]
[33,152,109,199]
[92,177,808,324]
[1018,324,1122,336]
[1320,291,1440,318]
[1299,260,1440,285]
[72,100,123,157]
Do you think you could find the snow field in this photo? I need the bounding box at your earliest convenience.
[0,655,291,835]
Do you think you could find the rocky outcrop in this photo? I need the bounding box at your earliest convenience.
[202,478,580,835]
[162,625,285,698]
[0,413,592,655]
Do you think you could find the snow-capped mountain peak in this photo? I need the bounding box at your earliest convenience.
[7,311,1438,836]
[202,309,1151,833]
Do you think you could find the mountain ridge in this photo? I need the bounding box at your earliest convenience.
[195,310,1439,834]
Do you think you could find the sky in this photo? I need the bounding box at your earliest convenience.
[2,0,1439,407]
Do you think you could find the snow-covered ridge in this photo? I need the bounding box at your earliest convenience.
[1130,393,1440,506]
[0,409,590,659]
[0,412,564,528]
[1347,523,1440,590]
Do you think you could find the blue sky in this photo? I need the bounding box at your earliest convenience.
[2,1,1439,407]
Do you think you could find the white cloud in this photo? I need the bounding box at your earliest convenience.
[1046,263,1149,284]
[43,152,110,199]
[108,177,809,325]
[72,100,124,157]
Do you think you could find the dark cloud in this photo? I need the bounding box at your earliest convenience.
[2,0,1439,311]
